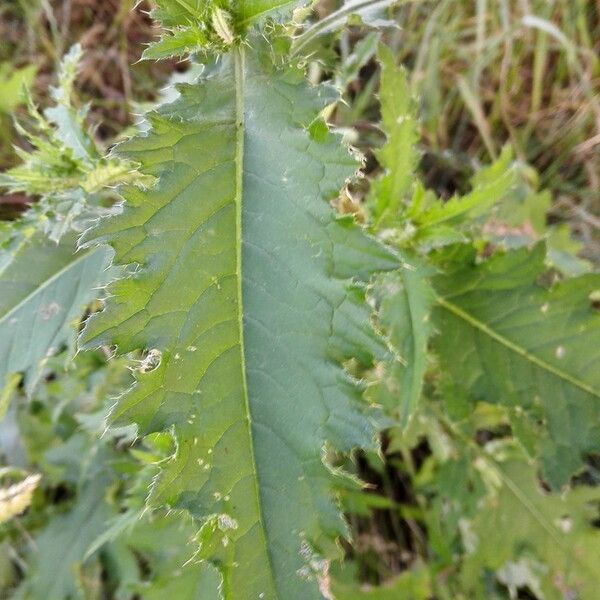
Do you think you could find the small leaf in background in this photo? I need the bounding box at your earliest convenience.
[332,564,431,599]
[368,43,420,228]
[413,146,518,247]
[17,478,113,600]
[460,454,600,600]
[0,227,112,394]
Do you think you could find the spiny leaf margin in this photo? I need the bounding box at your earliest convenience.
[80,39,399,600]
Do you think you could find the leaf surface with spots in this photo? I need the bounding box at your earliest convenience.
[81,40,397,599]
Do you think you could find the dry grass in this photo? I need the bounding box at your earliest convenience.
[388,0,600,259]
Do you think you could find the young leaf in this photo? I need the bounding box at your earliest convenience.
[143,0,306,59]
[432,245,600,487]
[368,44,420,228]
[81,41,398,599]
[412,146,518,247]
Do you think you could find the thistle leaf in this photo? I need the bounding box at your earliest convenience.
[144,0,306,59]
[81,41,398,599]
[432,245,600,487]
[368,44,420,228]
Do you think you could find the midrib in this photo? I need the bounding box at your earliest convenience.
[232,46,280,598]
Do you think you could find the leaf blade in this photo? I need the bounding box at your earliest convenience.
[432,246,600,487]
[82,44,397,599]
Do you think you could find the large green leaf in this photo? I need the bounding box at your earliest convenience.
[432,245,600,487]
[0,228,111,394]
[81,42,397,599]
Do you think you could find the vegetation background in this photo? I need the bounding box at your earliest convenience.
[0,0,598,598]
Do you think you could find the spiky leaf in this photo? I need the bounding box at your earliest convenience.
[81,42,397,599]
[368,44,420,227]
[143,0,306,59]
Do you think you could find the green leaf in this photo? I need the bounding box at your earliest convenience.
[0,44,146,206]
[44,44,96,163]
[117,511,223,599]
[332,565,431,599]
[546,224,592,277]
[460,455,600,600]
[413,146,518,247]
[432,245,600,487]
[152,0,302,28]
[81,42,398,599]
[371,261,434,423]
[0,227,111,394]
[369,44,420,228]
[234,0,305,26]
[144,0,305,59]
[142,25,210,60]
